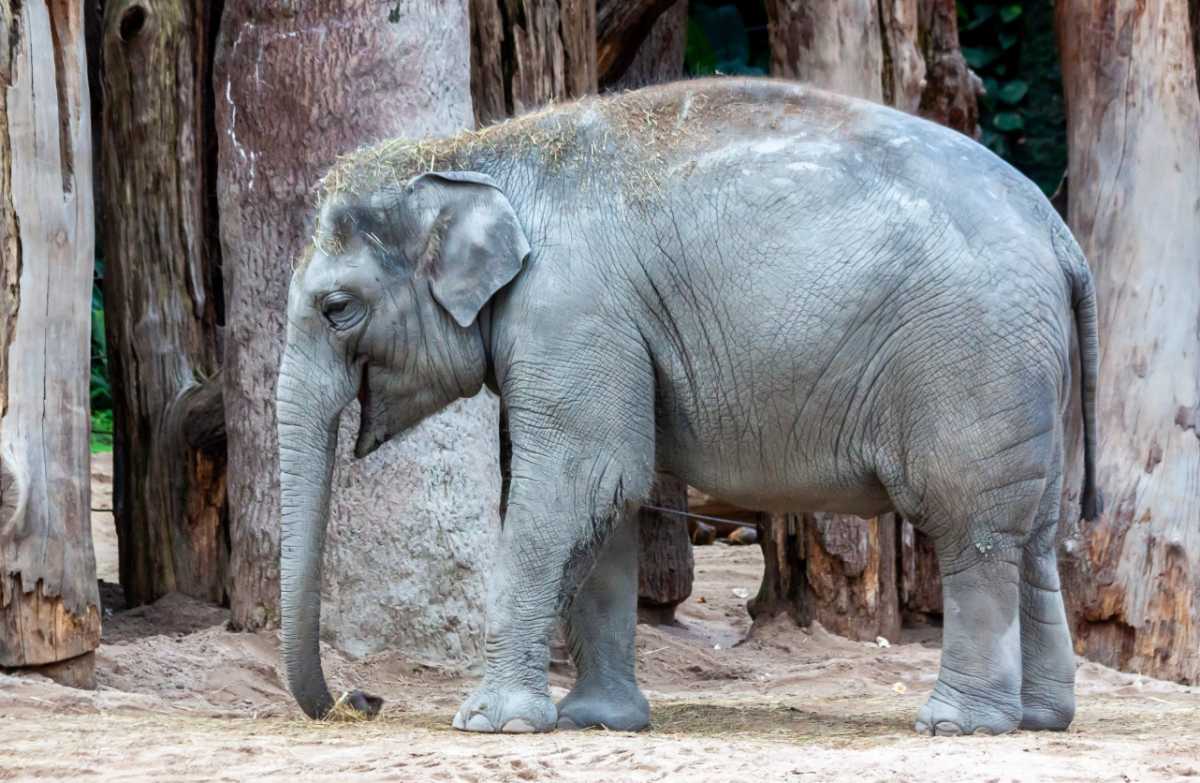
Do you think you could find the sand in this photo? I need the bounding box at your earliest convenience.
[0,461,1197,782]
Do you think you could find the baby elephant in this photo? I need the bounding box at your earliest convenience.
[276,78,1100,737]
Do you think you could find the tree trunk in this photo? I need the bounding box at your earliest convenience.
[605,0,686,91]
[0,0,102,685]
[637,474,693,625]
[1056,0,1200,683]
[751,513,900,642]
[595,0,679,87]
[216,0,501,663]
[470,0,598,127]
[766,0,884,101]
[99,0,228,608]
[916,0,981,137]
[756,0,977,636]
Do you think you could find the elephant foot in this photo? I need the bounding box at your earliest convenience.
[914,685,1021,737]
[452,682,558,733]
[555,681,650,731]
[1019,691,1075,732]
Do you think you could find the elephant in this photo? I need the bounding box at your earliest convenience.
[276,77,1100,737]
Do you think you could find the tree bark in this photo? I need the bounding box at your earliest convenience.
[470,0,598,127]
[595,0,678,87]
[1056,0,1200,683]
[637,474,693,625]
[216,0,501,664]
[99,0,228,608]
[756,0,979,636]
[605,0,686,91]
[916,0,981,137]
[766,0,884,102]
[0,0,102,684]
[751,513,900,642]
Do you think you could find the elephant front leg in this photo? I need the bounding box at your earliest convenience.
[453,440,654,733]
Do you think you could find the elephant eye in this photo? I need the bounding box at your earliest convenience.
[322,292,364,330]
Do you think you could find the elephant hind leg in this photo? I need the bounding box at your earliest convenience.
[1017,456,1076,731]
[556,510,650,732]
[889,447,1047,736]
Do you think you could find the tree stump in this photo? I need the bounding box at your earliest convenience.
[637,474,693,625]
[0,0,102,686]
[751,513,900,642]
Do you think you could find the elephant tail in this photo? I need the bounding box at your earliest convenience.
[1056,227,1103,521]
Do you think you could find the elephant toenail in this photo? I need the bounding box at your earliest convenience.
[935,721,964,736]
[501,718,538,733]
[465,714,496,732]
[915,720,932,736]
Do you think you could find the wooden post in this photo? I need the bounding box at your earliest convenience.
[0,0,102,685]
[1056,0,1200,682]
[99,0,228,607]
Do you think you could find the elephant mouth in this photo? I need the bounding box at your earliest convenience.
[354,363,385,459]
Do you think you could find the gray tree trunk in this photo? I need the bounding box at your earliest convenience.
[1056,0,1200,684]
[0,0,101,687]
[215,0,500,664]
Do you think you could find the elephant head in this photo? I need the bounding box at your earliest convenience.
[276,171,529,719]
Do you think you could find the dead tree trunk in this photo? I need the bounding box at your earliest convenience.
[637,474,693,625]
[1056,0,1200,683]
[0,0,102,687]
[470,0,597,127]
[216,0,501,663]
[751,514,900,641]
[755,0,977,637]
[99,0,227,607]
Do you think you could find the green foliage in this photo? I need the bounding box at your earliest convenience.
[686,1,769,77]
[958,0,1066,194]
[91,409,113,454]
[91,254,112,453]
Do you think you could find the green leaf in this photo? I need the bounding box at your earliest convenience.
[998,30,1018,49]
[998,4,1022,22]
[957,1,968,19]
[685,16,718,75]
[993,111,1026,131]
[967,4,997,29]
[997,80,1028,103]
[962,47,1001,69]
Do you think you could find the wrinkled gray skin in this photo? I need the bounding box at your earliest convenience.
[277,79,1100,737]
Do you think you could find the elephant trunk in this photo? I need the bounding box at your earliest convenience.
[276,344,355,719]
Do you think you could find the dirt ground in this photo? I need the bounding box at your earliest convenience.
[0,458,1197,782]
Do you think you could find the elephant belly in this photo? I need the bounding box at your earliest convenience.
[655,426,896,520]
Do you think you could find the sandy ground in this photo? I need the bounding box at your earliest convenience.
[0,461,1197,781]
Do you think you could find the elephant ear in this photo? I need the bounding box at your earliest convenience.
[408,171,530,328]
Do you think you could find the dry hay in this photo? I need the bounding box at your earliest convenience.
[316,84,718,217]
